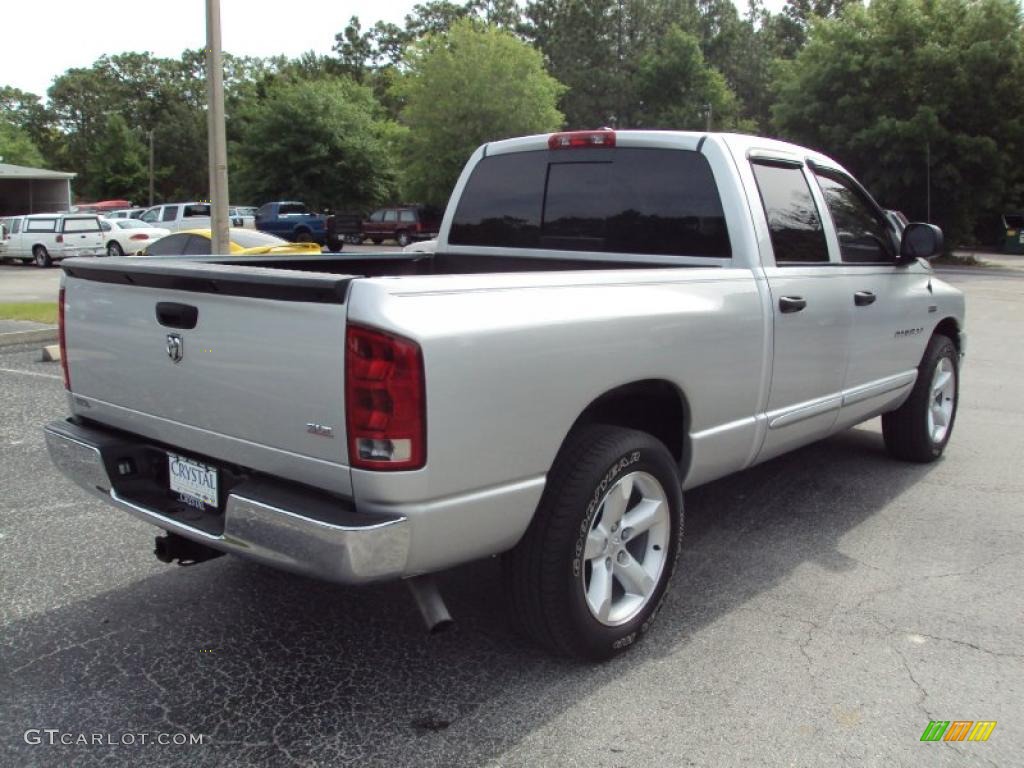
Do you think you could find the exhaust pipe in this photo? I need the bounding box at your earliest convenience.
[154,532,225,566]
[406,575,454,634]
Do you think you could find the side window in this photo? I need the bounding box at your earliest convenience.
[183,204,210,218]
[750,162,829,265]
[144,233,188,256]
[369,210,384,222]
[399,210,416,223]
[278,203,307,216]
[813,171,894,263]
[383,209,398,223]
[26,218,58,233]
[141,208,160,224]
[100,220,112,232]
[161,206,179,223]
[63,217,101,233]
[12,219,22,234]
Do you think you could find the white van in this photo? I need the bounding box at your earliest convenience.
[139,202,212,232]
[3,213,106,267]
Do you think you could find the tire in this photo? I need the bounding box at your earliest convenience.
[326,237,343,252]
[882,334,959,462]
[294,229,313,243]
[107,241,123,257]
[505,424,683,660]
[371,238,382,245]
[33,245,51,268]
[397,231,411,247]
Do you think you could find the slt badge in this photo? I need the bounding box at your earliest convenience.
[166,333,184,363]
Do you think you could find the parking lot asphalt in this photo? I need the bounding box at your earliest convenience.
[1,270,1021,767]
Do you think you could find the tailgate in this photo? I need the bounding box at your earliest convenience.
[62,258,356,494]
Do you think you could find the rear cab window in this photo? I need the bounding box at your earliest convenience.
[449,147,730,258]
[183,204,210,218]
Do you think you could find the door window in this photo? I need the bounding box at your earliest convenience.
[183,204,210,218]
[369,210,384,222]
[399,210,416,223]
[813,171,895,263]
[12,219,22,234]
[141,208,160,224]
[750,162,829,265]
[161,206,179,223]
[383,210,398,223]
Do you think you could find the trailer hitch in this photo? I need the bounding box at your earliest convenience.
[154,532,225,566]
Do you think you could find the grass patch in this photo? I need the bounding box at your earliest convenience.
[0,302,58,324]
[932,253,988,267]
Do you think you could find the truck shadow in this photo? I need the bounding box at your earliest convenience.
[3,425,938,767]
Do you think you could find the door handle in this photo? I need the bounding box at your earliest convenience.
[155,302,199,329]
[854,291,876,306]
[779,296,806,313]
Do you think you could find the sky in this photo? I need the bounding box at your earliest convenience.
[2,0,789,99]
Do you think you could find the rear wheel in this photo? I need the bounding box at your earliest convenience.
[33,245,51,268]
[106,241,123,257]
[505,424,683,660]
[882,334,959,462]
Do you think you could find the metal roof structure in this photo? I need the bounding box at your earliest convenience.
[0,163,76,180]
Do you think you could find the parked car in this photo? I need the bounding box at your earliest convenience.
[139,202,212,232]
[3,212,105,266]
[141,228,324,256]
[99,218,170,256]
[45,130,962,660]
[362,204,441,246]
[253,201,343,250]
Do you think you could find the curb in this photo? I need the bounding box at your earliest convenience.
[0,328,58,348]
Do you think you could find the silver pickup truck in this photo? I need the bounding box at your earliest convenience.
[45,131,964,659]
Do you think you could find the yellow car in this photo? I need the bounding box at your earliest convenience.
[140,228,324,257]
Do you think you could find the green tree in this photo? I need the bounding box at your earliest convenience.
[394,20,565,204]
[0,118,45,167]
[635,25,746,130]
[231,77,403,211]
[86,114,148,202]
[772,0,1024,245]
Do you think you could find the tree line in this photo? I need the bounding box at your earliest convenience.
[0,0,1021,246]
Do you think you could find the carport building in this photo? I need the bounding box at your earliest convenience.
[0,163,75,216]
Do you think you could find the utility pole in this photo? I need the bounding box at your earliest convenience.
[705,103,713,132]
[205,0,230,255]
[148,129,154,207]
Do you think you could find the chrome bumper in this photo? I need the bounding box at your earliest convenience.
[44,419,410,584]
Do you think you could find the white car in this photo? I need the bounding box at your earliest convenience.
[100,218,170,256]
[106,208,147,220]
[229,206,257,229]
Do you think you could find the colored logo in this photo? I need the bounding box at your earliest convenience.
[920,721,996,742]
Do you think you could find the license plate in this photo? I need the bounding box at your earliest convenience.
[168,453,218,510]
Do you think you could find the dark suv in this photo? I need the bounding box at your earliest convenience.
[361,205,442,247]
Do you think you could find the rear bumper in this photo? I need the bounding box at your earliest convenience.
[44,419,410,584]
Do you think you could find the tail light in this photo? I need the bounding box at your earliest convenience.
[56,234,64,243]
[548,130,616,150]
[129,234,149,240]
[58,287,70,390]
[345,324,425,470]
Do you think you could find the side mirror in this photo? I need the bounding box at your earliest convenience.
[899,223,943,263]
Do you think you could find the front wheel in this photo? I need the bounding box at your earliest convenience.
[33,246,51,268]
[882,334,959,462]
[505,424,683,660]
